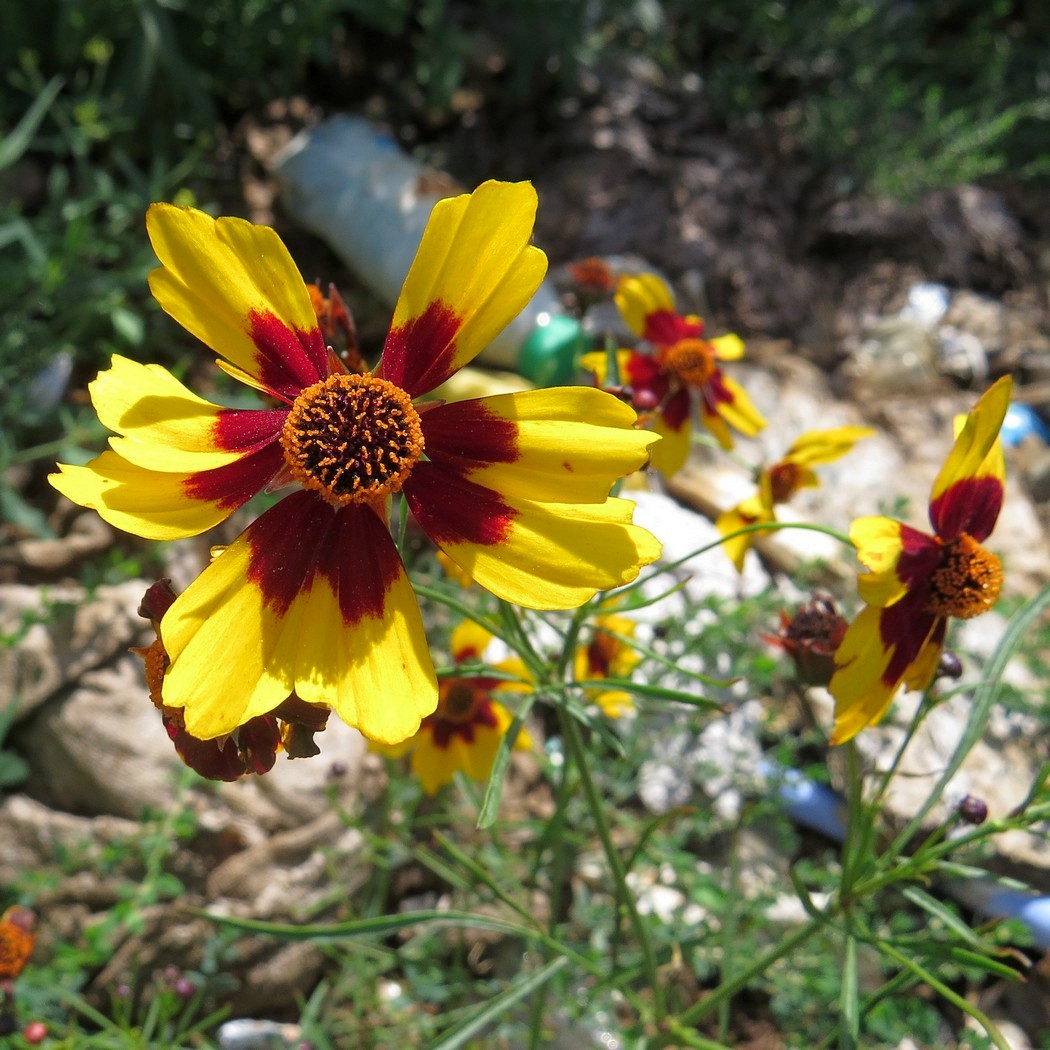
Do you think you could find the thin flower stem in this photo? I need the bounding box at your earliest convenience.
[558,707,667,1023]
[881,582,1050,867]
[874,939,1010,1050]
[1,422,107,468]
[869,695,933,810]
[622,520,855,599]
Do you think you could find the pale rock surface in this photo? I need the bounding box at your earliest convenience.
[0,579,152,721]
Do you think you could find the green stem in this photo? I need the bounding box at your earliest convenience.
[675,917,824,1027]
[559,707,667,1023]
[622,520,855,599]
[875,939,1010,1050]
[2,422,106,468]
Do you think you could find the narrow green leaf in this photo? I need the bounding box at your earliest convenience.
[901,886,981,947]
[574,677,724,710]
[0,76,64,171]
[199,907,531,942]
[949,947,1025,981]
[840,934,859,1048]
[431,956,569,1050]
[477,692,539,830]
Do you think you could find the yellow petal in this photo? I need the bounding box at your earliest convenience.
[594,690,636,719]
[902,634,944,693]
[49,450,249,540]
[161,496,438,744]
[493,655,534,693]
[381,181,548,395]
[708,374,767,438]
[715,497,774,572]
[450,619,494,663]
[849,517,908,607]
[615,273,676,337]
[828,605,898,744]
[710,333,745,361]
[92,355,281,472]
[411,733,461,794]
[648,408,691,476]
[146,204,326,394]
[440,494,662,610]
[782,425,875,467]
[930,375,1012,504]
[424,388,658,504]
[579,348,634,387]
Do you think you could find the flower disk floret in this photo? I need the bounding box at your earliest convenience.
[50,181,662,747]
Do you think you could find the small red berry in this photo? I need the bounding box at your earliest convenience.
[23,1020,49,1044]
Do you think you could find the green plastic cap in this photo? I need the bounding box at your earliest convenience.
[517,313,587,386]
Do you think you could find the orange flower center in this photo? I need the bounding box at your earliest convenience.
[442,682,481,723]
[926,533,1003,619]
[768,462,803,504]
[664,338,716,386]
[281,374,424,507]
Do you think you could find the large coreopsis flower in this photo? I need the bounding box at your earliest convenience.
[582,272,766,475]
[50,182,661,746]
[372,620,534,794]
[828,376,1012,745]
[716,426,873,571]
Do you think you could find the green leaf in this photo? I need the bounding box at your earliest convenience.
[0,76,64,171]
[431,955,569,1050]
[948,947,1025,982]
[901,885,982,947]
[198,907,533,942]
[574,677,724,711]
[840,934,860,1047]
[476,696,536,830]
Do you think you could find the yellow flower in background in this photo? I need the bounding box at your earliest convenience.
[50,182,661,746]
[373,620,534,794]
[574,613,642,719]
[828,377,1011,744]
[716,426,874,571]
[582,272,766,476]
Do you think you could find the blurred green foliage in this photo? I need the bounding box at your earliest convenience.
[668,0,1050,196]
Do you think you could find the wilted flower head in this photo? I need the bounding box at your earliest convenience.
[0,906,36,983]
[133,580,330,781]
[765,594,848,687]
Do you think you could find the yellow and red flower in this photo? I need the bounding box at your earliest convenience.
[50,182,661,746]
[582,272,766,475]
[373,620,533,794]
[716,426,873,571]
[574,612,641,719]
[828,377,1012,744]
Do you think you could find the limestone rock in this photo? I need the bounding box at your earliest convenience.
[1,579,152,722]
